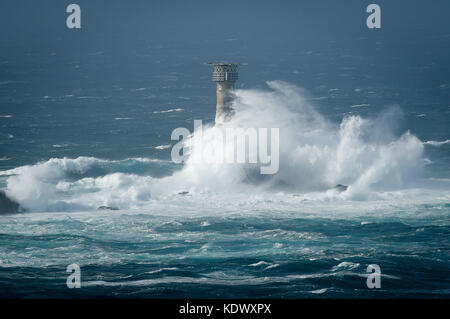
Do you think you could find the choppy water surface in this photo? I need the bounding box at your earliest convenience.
[1,0,449,298]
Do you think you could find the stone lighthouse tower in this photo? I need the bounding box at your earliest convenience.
[207,62,245,124]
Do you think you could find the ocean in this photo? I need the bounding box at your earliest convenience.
[0,0,449,298]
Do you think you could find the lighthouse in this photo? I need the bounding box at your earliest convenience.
[207,62,245,124]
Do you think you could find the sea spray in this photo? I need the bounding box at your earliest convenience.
[174,81,424,195]
[2,81,425,212]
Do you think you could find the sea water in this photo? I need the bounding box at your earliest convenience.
[0,1,449,298]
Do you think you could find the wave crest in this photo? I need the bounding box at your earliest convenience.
[1,82,428,212]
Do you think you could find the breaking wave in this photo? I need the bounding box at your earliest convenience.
[0,81,437,213]
[424,139,450,147]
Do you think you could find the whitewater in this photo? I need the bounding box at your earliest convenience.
[0,82,449,298]
[1,82,441,211]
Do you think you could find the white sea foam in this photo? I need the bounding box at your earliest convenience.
[82,269,402,288]
[423,139,450,147]
[175,81,424,199]
[331,261,360,271]
[249,261,271,267]
[82,275,287,287]
[52,144,70,148]
[0,81,439,213]
[152,108,184,114]
[146,267,179,274]
[155,144,171,150]
[310,288,328,294]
